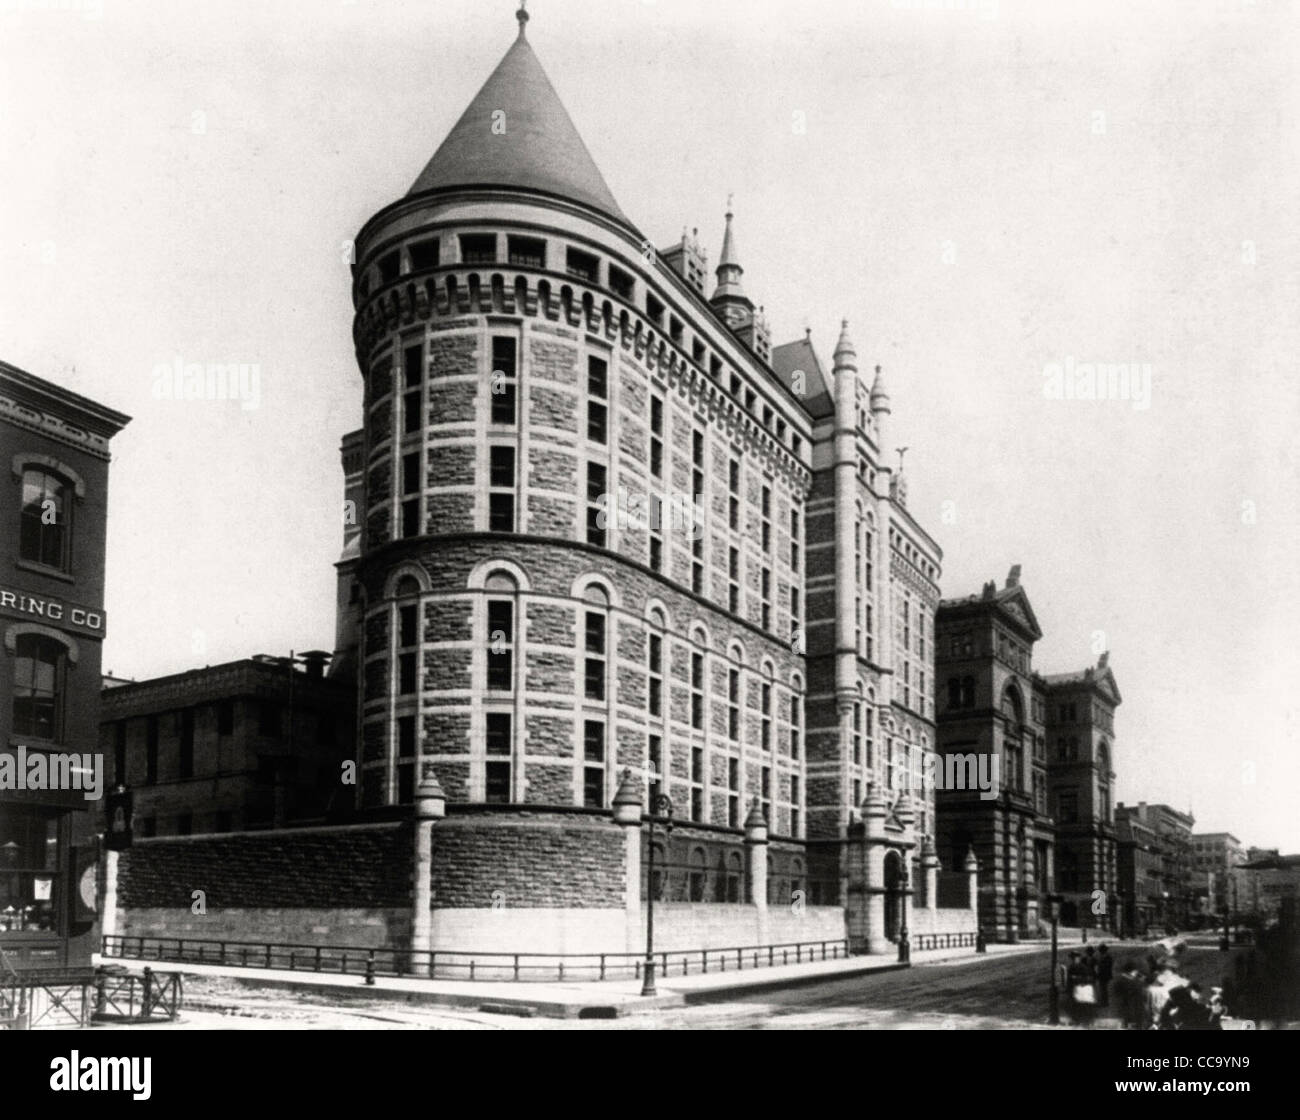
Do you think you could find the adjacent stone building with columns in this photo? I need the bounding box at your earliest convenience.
[334,6,974,957]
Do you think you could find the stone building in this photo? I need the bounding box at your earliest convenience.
[338,8,967,954]
[934,566,1053,941]
[98,652,354,837]
[0,359,129,974]
[1191,831,1245,915]
[1043,654,1121,928]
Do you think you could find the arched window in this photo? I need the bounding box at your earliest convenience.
[960,675,975,708]
[19,466,75,572]
[13,633,67,741]
[581,584,610,807]
[484,572,518,693]
[689,847,707,902]
[726,851,743,903]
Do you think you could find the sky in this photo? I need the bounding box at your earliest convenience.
[1,0,1297,849]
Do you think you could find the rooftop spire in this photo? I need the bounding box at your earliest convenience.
[516,0,528,38]
[833,319,857,367]
[870,363,890,412]
[711,197,748,304]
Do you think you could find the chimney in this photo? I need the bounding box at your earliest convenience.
[300,650,331,679]
[981,581,996,600]
[1006,564,1021,588]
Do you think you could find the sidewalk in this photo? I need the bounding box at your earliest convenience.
[92,942,1045,1020]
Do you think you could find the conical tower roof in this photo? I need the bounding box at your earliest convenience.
[408,12,628,226]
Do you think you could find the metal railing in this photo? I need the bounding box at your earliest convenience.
[94,966,182,1023]
[911,931,979,952]
[1,966,96,1030]
[103,934,851,983]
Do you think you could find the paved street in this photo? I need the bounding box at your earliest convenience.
[95,943,1251,1030]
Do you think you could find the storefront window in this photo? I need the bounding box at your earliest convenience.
[0,808,61,934]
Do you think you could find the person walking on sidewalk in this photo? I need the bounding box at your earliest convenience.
[1067,951,1097,1027]
[1096,944,1113,1009]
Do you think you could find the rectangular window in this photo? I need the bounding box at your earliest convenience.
[490,337,517,425]
[403,344,423,434]
[648,634,663,717]
[728,669,740,741]
[760,765,771,824]
[488,446,516,532]
[790,694,801,760]
[377,250,400,285]
[584,611,606,701]
[790,510,801,572]
[728,547,740,614]
[587,356,608,444]
[507,235,546,268]
[145,716,159,783]
[648,733,663,790]
[486,599,514,691]
[760,485,771,553]
[728,458,740,530]
[216,700,233,736]
[690,652,704,731]
[649,395,664,479]
[13,634,66,741]
[485,761,511,804]
[761,683,771,751]
[486,712,512,755]
[459,233,496,264]
[583,720,605,808]
[791,774,801,838]
[761,568,771,631]
[728,757,740,828]
[398,715,416,759]
[690,747,704,822]
[566,247,599,283]
[586,462,607,547]
[409,238,439,270]
[179,709,194,780]
[176,813,193,837]
[19,468,73,573]
[608,265,634,300]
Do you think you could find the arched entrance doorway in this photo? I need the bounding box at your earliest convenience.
[883,850,904,942]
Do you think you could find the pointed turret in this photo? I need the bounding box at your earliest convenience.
[407,5,628,225]
[710,202,754,329]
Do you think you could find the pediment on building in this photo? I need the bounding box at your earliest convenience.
[997,586,1043,640]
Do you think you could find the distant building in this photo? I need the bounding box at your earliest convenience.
[98,653,354,837]
[1115,802,1196,928]
[1238,852,1300,923]
[1191,831,1245,914]
[1115,811,1163,936]
[1,359,129,973]
[1043,653,1122,927]
[934,565,1053,940]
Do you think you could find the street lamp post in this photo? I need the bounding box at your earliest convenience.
[1048,892,1063,1025]
[897,865,911,964]
[640,791,674,997]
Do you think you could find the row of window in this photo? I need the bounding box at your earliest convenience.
[363,232,807,455]
[381,335,803,639]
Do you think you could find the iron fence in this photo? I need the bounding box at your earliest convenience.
[103,933,851,983]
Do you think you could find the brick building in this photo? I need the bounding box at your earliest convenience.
[339,8,963,954]
[1116,811,1163,936]
[98,653,354,837]
[1115,801,1195,929]
[1042,654,1121,928]
[934,566,1053,941]
[0,360,129,973]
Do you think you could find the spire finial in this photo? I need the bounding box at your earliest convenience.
[726,192,734,217]
[896,446,909,471]
[516,0,529,37]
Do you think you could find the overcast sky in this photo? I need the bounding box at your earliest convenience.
[2,0,1297,850]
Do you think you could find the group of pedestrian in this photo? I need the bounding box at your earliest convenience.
[1066,946,1227,1029]
[1064,944,1113,1026]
